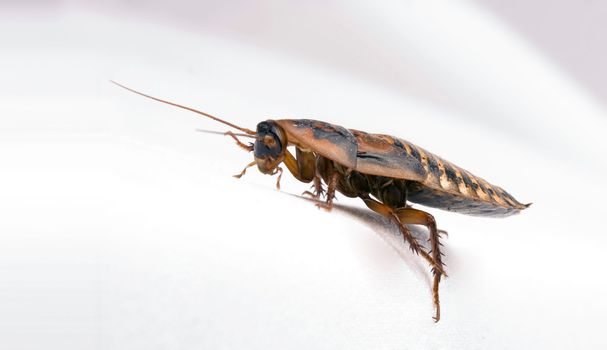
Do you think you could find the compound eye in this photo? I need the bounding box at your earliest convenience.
[264,134,277,148]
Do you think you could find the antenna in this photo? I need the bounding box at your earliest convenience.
[111,81,255,135]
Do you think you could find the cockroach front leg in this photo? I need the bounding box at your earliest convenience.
[233,160,256,179]
[225,131,253,152]
[272,166,283,190]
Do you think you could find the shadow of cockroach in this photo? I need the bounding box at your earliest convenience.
[288,193,450,289]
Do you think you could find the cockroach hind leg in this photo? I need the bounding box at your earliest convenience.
[396,207,446,322]
[362,196,446,321]
[433,298,441,323]
[396,208,447,275]
[431,272,442,323]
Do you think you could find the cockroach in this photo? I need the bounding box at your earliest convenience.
[112,81,530,322]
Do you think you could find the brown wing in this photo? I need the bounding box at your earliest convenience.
[350,129,529,217]
[351,130,427,182]
[274,119,358,168]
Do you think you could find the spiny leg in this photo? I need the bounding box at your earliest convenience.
[302,176,324,200]
[316,172,339,211]
[233,160,256,179]
[361,196,445,322]
[361,196,438,268]
[396,207,446,322]
[396,208,446,272]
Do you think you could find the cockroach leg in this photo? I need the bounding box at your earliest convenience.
[314,176,325,198]
[396,208,446,273]
[302,176,324,200]
[224,131,254,152]
[361,195,445,322]
[272,166,283,190]
[283,150,323,200]
[301,190,317,199]
[283,149,315,184]
[396,207,447,322]
[316,172,339,211]
[233,160,257,179]
[362,196,427,257]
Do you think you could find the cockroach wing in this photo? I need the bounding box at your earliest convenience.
[350,130,529,217]
[350,130,427,183]
[276,120,528,217]
[275,119,358,168]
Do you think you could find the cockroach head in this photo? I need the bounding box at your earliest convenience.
[254,120,286,174]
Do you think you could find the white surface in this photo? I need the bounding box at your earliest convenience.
[1,2,606,349]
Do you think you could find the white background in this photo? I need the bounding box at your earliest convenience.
[1,1,606,349]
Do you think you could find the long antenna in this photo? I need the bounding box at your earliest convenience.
[111,80,255,135]
[195,129,256,138]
